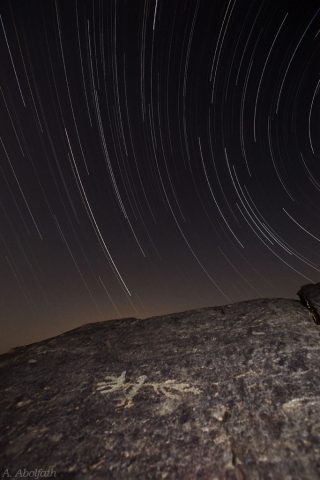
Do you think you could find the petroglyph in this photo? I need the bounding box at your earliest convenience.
[282,396,320,412]
[96,371,201,407]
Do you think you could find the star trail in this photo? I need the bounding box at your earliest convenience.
[1,0,320,352]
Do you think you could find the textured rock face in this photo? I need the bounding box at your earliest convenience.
[1,298,320,479]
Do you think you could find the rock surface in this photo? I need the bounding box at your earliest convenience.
[1,297,320,479]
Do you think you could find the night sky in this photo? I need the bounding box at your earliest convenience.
[1,0,320,353]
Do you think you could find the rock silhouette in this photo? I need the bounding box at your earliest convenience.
[1,296,320,479]
[297,282,320,324]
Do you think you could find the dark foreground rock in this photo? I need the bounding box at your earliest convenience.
[298,283,320,324]
[1,298,320,479]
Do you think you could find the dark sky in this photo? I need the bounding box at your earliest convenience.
[1,0,320,352]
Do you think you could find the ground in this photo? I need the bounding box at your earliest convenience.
[1,298,320,479]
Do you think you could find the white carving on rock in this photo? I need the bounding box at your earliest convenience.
[96,371,201,407]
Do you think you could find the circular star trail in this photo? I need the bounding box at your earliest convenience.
[1,0,320,351]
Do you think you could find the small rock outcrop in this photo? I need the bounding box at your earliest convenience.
[298,282,320,324]
[1,296,320,479]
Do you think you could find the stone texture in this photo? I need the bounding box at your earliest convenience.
[1,297,320,479]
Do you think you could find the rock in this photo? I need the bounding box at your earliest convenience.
[1,297,320,479]
[297,283,320,324]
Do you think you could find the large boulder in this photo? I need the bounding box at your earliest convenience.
[1,297,320,479]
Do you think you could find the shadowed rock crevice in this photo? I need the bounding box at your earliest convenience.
[1,297,320,479]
